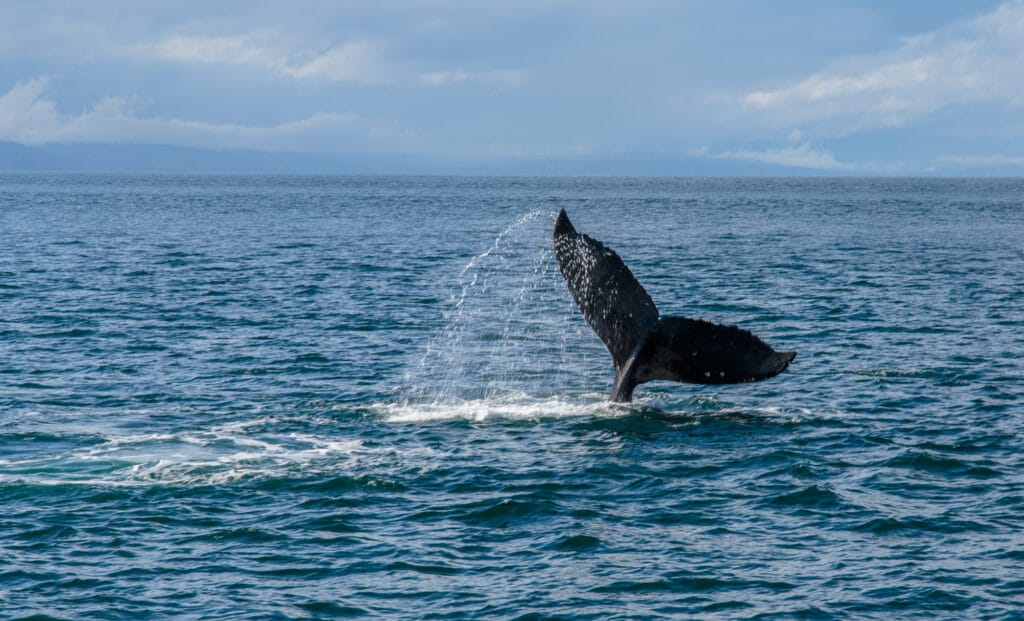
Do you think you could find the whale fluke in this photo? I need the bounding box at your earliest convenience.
[553,210,659,370]
[553,209,795,402]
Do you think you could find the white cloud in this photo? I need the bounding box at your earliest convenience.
[139,31,532,89]
[283,41,385,82]
[145,33,389,83]
[701,142,853,171]
[150,33,278,66]
[0,12,530,90]
[418,68,527,89]
[0,77,600,161]
[0,77,423,152]
[741,1,1024,133]
[0,77,61,144]
[937,154,1024,167]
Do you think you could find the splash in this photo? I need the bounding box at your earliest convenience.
[402,210,602,405]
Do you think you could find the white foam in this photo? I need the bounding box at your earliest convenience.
[0,415,380,487]
[0,395,829,488]
[378,392,626,423]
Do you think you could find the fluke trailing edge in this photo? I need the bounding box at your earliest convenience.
[553,209,795,402]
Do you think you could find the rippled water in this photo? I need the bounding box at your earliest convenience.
[1,174,1022,619]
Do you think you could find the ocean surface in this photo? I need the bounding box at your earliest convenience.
[1,174,1022,620]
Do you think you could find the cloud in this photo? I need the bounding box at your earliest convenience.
[937,154,1024,167]
[0,8,531,90]
[138,30,533,89]
[148,33,279,67]
[741,1,1024,133]
[695,142,853,171]
[418,68,527,89]
[145,33,389,83]
[283,41,385,82]
[0,77,61,144]
[0,76,423,152]
[0,77,580,160]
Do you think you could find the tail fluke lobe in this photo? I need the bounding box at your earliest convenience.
[553,209,659,370]
[632,317,795,386]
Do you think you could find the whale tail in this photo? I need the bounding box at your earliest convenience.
[553,209,795,402]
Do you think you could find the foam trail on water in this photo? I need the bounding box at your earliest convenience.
[380,393,622,423]
[0,416,418,486]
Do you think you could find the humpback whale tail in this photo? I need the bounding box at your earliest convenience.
[553,209,795,402]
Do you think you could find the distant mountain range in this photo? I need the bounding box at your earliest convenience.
[0,141,861,176]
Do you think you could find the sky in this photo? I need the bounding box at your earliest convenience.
[1,0,1023,174]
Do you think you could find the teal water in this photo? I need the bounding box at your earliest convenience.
[1,174,1022,619]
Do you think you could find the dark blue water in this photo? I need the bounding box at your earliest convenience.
[1,174,1023,619]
